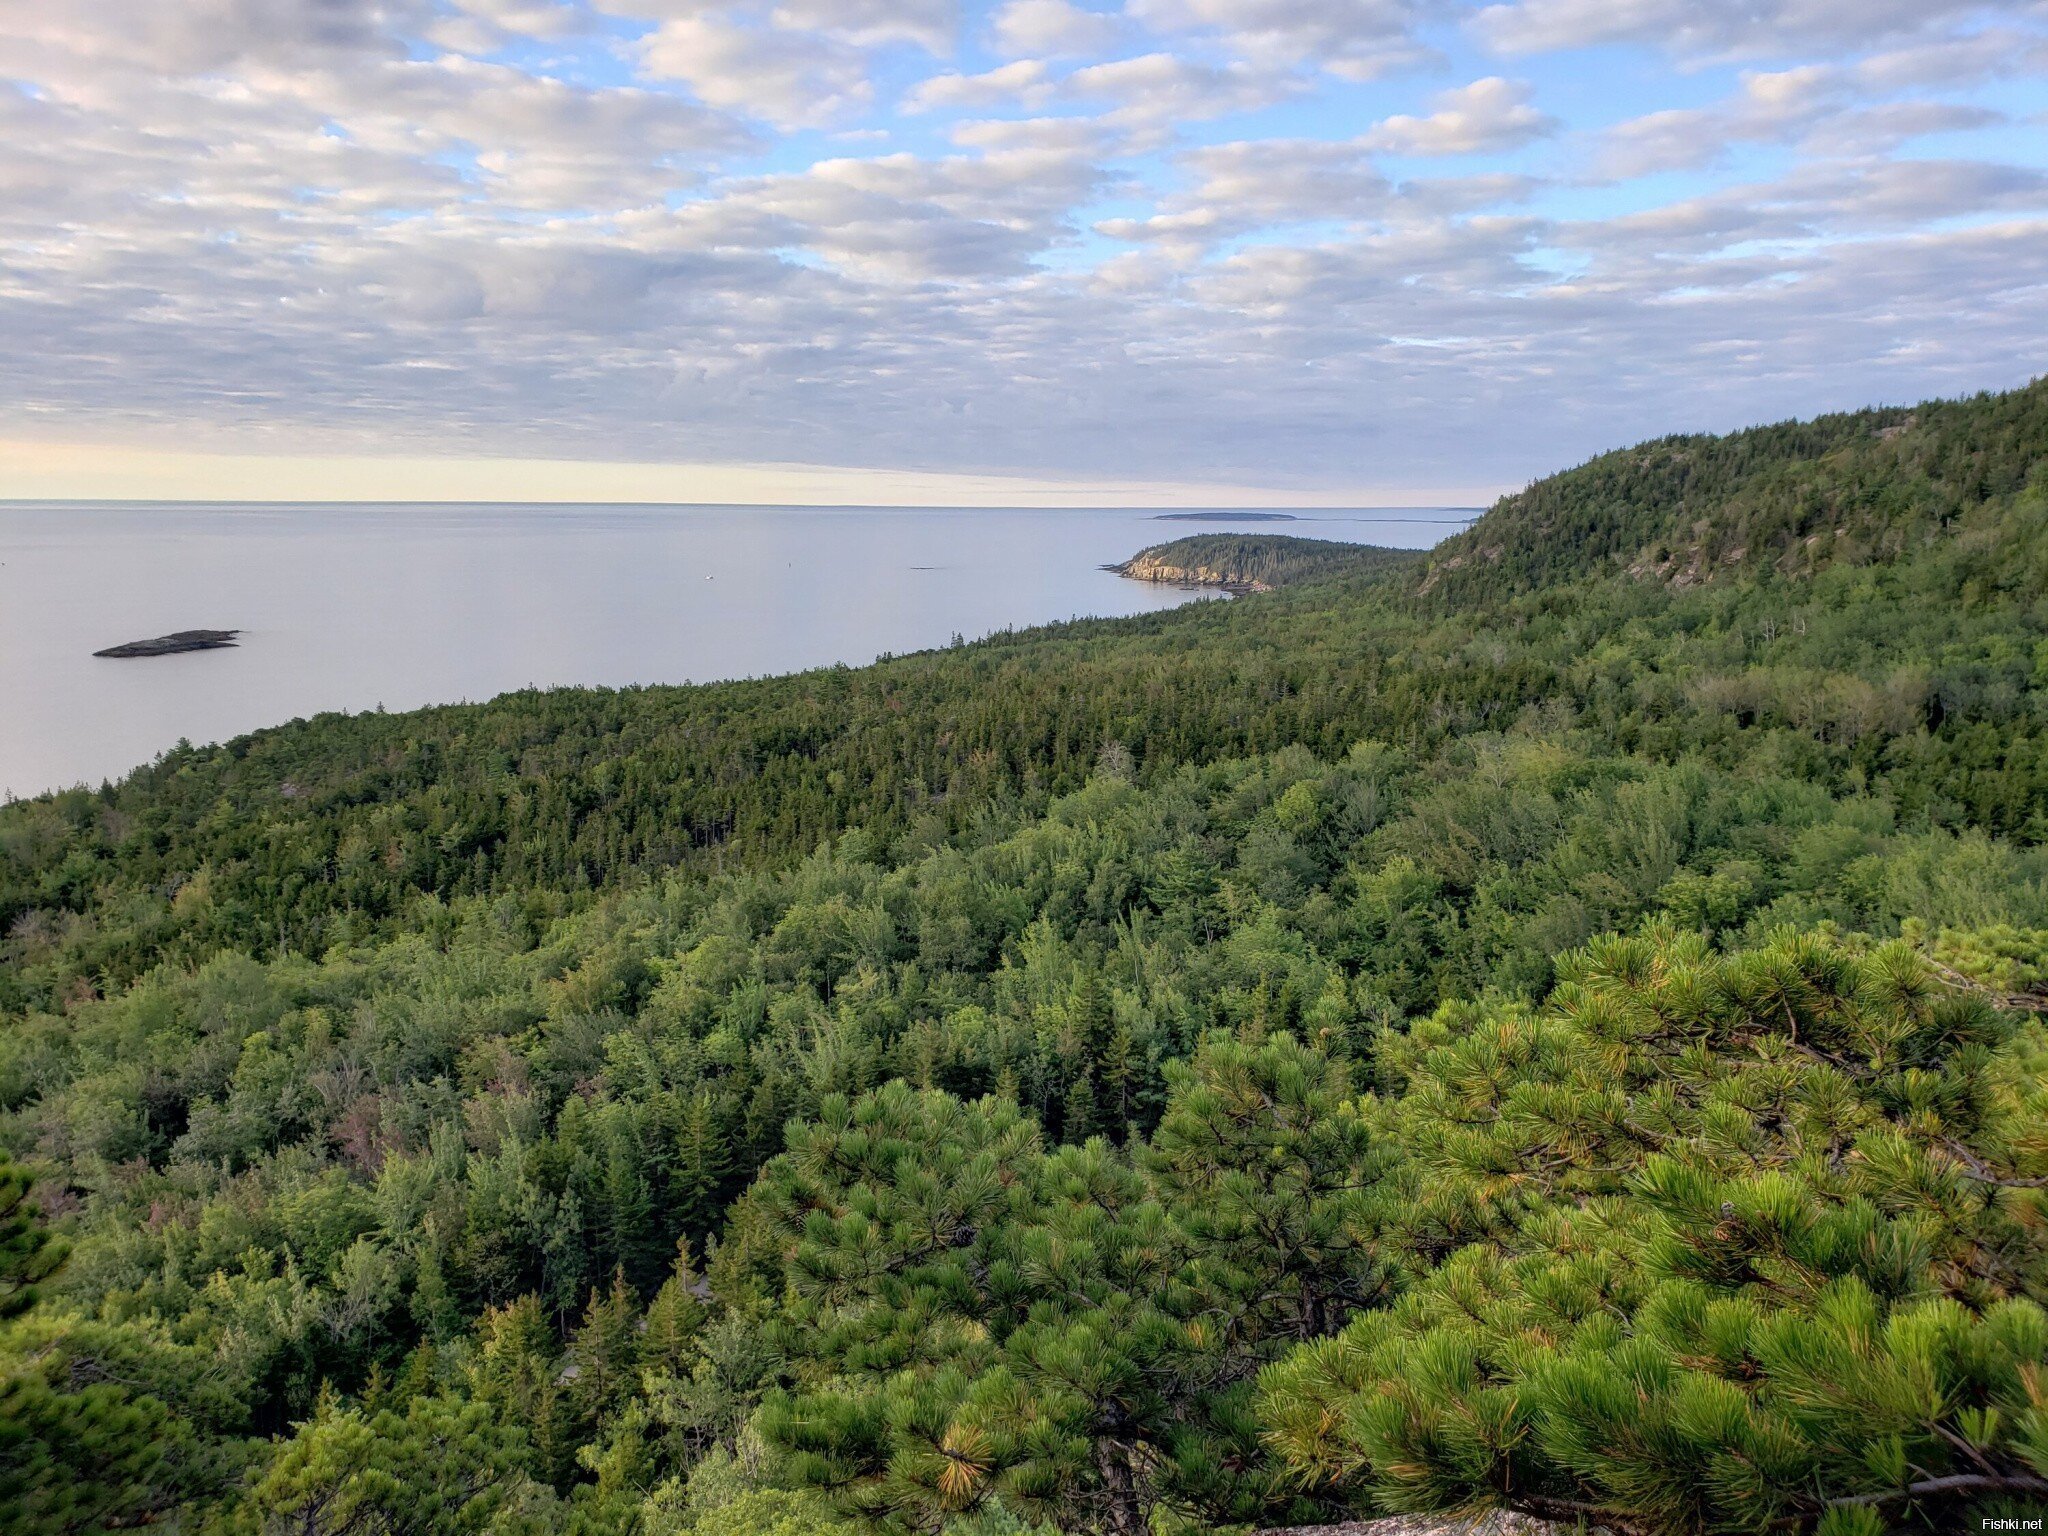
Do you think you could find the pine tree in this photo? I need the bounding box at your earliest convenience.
[1257,928,2048,1533]
[566,1269,643,1430]
[239,1391,544,1535]
[643,1241,709,1379]
[0,1159,211,1535]
[0,1154,64,1321]
[672,1090,730,1235]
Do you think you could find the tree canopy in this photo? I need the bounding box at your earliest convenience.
[3,378,2048,1534]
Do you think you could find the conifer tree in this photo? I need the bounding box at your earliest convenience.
[241,1391,543,1535]
[0,1155,64,1321]
[1258,928,2048,1533]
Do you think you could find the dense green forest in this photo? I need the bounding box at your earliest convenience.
[4,379,2048,1535]
[1109,534,1417,590]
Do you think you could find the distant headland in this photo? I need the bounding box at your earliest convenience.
[1151,511,1298,521]
[94,629,241,659]
[1108,533,1421,592]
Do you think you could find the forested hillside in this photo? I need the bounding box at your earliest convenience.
[3,380,2048,1535]
[1422,379,2048,600]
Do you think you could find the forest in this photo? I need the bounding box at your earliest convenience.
[3,378,2048,1535]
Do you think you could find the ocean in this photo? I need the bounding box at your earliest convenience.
[0,502,1470,796]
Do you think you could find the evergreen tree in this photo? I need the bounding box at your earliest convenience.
[1258,928,2048,1532]
[0,1154,64,1321]
[239,1391,546,1535]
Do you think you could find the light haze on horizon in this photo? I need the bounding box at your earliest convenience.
[5,0,2048,502]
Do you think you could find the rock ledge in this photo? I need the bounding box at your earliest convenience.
[94,629,241,658]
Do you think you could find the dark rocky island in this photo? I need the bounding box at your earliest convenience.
[94,629,241,658]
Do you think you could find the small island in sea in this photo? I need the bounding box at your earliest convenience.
[94,629,241,658]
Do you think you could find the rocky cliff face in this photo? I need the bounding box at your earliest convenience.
[1109,551,1272,591]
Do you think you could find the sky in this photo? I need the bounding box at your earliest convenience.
[3,0,2047,504]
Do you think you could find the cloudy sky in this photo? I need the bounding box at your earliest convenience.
[4,0,2047,503]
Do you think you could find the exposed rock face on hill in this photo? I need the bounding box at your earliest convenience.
[1109,533,1417,592]
[1112,548,1273,591]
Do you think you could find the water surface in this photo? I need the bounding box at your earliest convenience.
[0,503,1470,797]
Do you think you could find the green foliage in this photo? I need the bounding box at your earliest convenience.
[0,1308,244,1534]
[1423,376,2048,598]
[7,386,2045,994]
[743,1034,1380,1534]
[0,1151,62,1320]
[237,1391,550,1535]
[2,379,2048,1534]
[1257,928,2048,1531]
[641,1449,862,1536]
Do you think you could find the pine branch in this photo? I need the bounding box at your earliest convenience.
[1942,1140,2048,1189]
[1828,1471,2048,1509]
[1924,958,2048,1012]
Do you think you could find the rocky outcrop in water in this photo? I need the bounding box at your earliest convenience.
[94,629,241,658]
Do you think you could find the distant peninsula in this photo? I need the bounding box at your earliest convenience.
[1151,511,1298,521]
[94,629,241,659]
[1108,533,1421,592]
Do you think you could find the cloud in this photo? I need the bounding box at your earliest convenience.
[907,59,1057,111]
[912,48,1302,131]
[428,0,590,53]
[1129,0,1438,78]
[0,0,424,78]
[0,12,745,228]
[638,12,874,127]
[656,144,1108,280]
[768,0,958,52]
[628,0,967,130]
[1094,131,1538,262]
[991,0,1119,57]
[2,0,2046,496]
[1363,77,1557,155]
[948,115,1119,153]
[1592,43,2035,179]
[1064,52,1302,124]
[1472,0,2028,60]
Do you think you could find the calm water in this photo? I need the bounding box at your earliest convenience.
[0,503,1470,797]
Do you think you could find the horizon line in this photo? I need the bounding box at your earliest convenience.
[0,497,1486,518]
[0,441,1514,509]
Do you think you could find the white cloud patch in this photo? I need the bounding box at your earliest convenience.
[948,114,1119,153]
[638,12,875,127]
[1473,0,2035,61]
[2,0,2046,490]
[1128,0,1438,78]
[1363,77,1557,155]
[769,0,960,52]
[1592,35,2043,179]
[1064,52,1302,124]
[907,58,1058,110]
[991,0,1118,56]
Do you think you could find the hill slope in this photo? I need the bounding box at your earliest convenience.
[3,381,2048,1535]
[8,381,2047,999]
[1422,377,2048,600]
